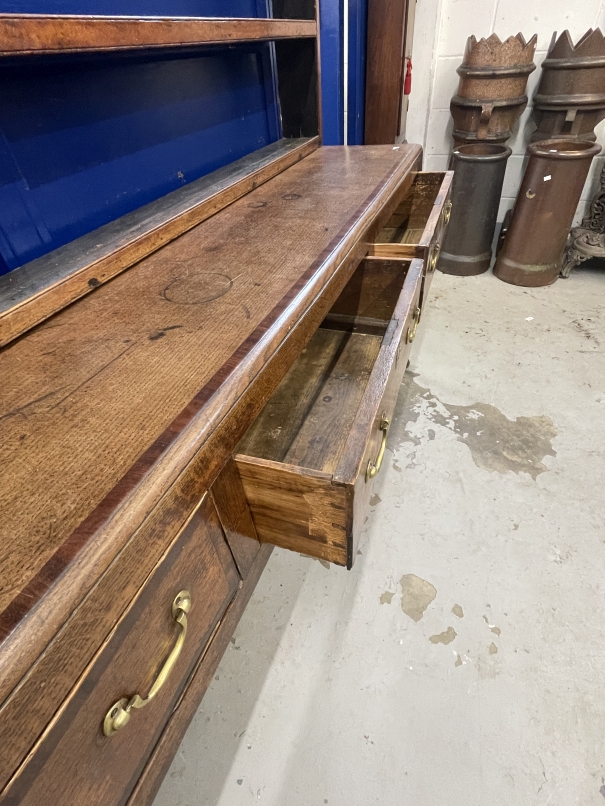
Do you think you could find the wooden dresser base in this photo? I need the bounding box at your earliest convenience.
[126,544,274,806]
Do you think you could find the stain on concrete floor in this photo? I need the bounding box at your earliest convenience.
[398,373,557,480]
[452,604,464,618]
[400,574,436,621]
[429,627,457,645]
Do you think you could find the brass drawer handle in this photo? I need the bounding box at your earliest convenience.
[366,413,389,481]
[429,243,441,272]
[103,590,192,737]
[406,305,421,344]
[443,200,452,225]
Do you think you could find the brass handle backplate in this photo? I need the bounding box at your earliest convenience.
[429,242,441,272]
[406,306,421,344]
[103,590,192,737]
[443,200,452,226]
[366,413,390,481]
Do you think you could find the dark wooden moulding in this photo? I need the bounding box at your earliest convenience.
[0,144,437,805]
[364,0,415,144]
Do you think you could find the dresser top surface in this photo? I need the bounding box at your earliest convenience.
[0,143,420,620]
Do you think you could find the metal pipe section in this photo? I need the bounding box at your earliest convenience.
[494,139,601,287]
[438,143,512,276]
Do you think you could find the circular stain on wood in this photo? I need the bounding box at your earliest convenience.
[247,200,267,208]
[162,272,233,304]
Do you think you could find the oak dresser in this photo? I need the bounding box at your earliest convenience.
[0,19,452,799]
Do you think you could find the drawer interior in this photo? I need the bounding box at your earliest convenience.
[376,171,446,246]
[237,259,411,475]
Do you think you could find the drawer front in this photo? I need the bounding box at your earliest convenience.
[368,171,453,309]
[338,260,424,560]
[211,456,262,578]
[235,258,424,569]
[1,494,238,806]
[421,177,453,306]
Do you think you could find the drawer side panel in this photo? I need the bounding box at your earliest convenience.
[234,456,350,566]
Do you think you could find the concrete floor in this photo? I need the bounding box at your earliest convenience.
[153,268,605,806]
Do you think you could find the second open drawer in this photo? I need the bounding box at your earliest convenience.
[369,170,453,306]
[234,256,424,569]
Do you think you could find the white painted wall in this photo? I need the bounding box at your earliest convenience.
[406,0,605,224]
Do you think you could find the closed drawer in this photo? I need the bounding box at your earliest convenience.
[1,494,238,806]
[369,171,453,305]
[234,257,424,569]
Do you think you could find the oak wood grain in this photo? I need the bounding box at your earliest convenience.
[276,331,381,473]
[0,144,421,784]
[235,257,422,567]
[334,258,424,488]
[368,170,452,309]
[0,137,319,348]
[0,494,238,806]
[0,145,419,621]
[235,457,349,565]
[369,171,452,257]
[237,328,382,471]
[0,204,371,788]
[211,457,261,579]
[326,259,409,323]
[0,15,317,57]
[125,543,273,806]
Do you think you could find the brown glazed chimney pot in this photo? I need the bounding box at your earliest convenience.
[532,28,605,142]
[493,139,602,287]
[450,32,537,146]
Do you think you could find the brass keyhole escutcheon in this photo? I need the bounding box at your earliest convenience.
[526,189,536,199]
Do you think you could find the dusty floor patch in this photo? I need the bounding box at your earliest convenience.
[429,627,457,645]
[397,373,557,480]
[400,574,436,622]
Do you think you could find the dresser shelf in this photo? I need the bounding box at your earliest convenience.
[0,14,317,57]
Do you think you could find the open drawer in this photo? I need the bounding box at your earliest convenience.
[234,257,424,569]
[369,171,453,306]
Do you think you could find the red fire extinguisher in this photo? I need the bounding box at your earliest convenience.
[404,57,412,95]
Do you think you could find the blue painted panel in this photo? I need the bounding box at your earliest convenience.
[0,1,269,16]
[319,0,343,145]
[347,0,367,145]
[0,45,281,273]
